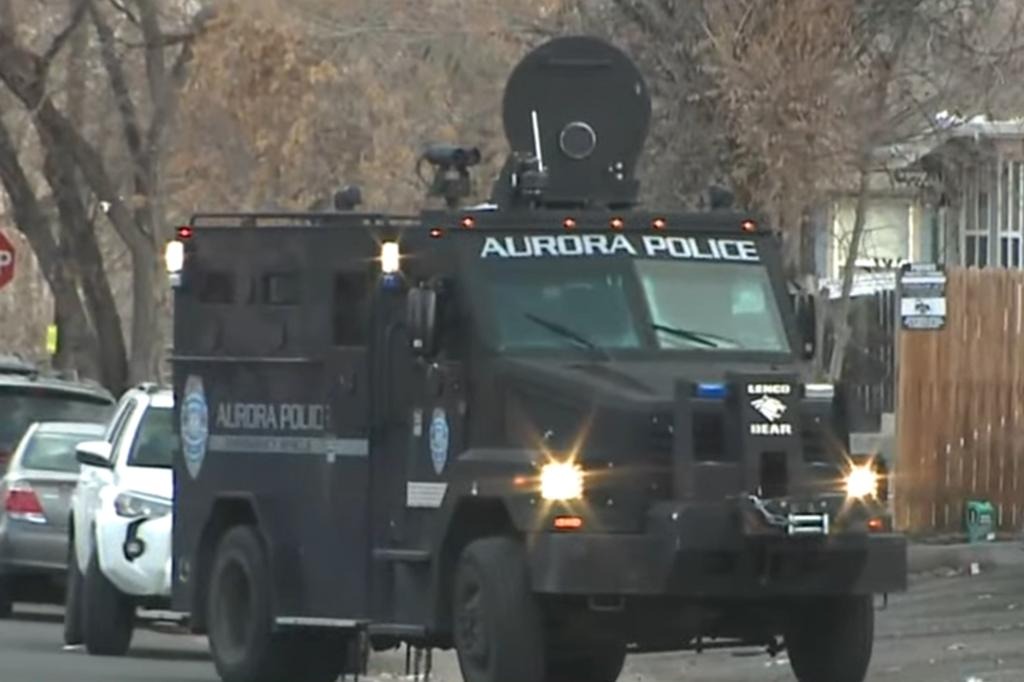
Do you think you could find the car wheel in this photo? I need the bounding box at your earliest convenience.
[452,537,545,682]
[63,540,85,645]
[0,576,12,619]
[207,525,294,682]
[82,552,135,656]
[785,595,874,682]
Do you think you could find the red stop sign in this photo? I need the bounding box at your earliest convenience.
[0,231,14,290]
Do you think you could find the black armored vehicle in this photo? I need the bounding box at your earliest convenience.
[166,35,906,682]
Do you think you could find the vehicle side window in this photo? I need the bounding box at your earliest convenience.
[125,407,176,469]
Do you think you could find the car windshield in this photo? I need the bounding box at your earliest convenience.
[481,258,790,354]
[21,430,102,473]
[0,391,113,453]
[127,406,178,469]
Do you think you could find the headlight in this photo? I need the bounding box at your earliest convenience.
[845,466,878,500]
[114,492,172,519]
[540,461,584,501]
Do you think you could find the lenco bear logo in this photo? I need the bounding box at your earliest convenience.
[479,234,759,262]
[747,383,793,436]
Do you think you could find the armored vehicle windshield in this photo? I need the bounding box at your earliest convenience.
[461,230,792,356]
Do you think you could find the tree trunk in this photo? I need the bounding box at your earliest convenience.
[0,117,99,380]
[129,250,161,383]
[827,165,872,381]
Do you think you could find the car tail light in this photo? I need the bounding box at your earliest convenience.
[5,482,46,524]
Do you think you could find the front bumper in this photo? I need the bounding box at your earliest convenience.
[0,518,67,576]
[526,500,907,598]
[95,509,172,598]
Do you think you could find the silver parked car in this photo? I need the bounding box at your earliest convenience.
[0,421,106,616]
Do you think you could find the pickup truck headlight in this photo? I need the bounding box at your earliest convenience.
[540,461,584,501]
[114,492,172,519]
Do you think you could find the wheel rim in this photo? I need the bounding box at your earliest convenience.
[455,575,489,670]
[214,557,252,659]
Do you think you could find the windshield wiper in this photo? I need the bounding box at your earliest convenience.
[523,313,610,361]
[652,323,740,349]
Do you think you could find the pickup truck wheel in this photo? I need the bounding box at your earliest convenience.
[82,552,135,655]
[207,525,291,682]
[63,541,84,645]
[452,537,545,682]
[785,595,874,682]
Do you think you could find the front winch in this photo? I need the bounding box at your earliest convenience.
[742,495,831,537]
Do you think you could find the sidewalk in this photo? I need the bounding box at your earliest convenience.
[908,539,1024,575]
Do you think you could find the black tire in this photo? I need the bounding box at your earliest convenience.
[82,551,135,655]
[63,539,84,645]
[785,595,874,682]
[208,525,344,682]
[0,576,12,619]
[546,643,626,682]
[287,630,349,682]
[452,536,545,682]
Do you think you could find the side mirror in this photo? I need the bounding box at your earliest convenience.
[795,294,817,360]
[406,285,439,357]
[75,440,113,469]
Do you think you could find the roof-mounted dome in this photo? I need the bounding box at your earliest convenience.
[491,36,652,211]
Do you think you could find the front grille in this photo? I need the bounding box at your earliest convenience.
[648,414,673,457]
[800,420,837,462]
[693,411,728,461]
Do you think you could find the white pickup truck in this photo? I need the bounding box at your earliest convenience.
[65,383,175,656]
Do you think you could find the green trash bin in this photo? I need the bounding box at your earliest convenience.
[965,500,996,543]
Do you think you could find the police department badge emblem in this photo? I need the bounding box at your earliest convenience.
[429,407,449,475]
[181,375,209,479]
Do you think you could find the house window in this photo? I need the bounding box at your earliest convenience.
[965,235,989,267]
[996,161,1024,268]
[962,162,994,268]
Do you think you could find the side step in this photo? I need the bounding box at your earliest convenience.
[369,623,428,638]
[373,548,431,563]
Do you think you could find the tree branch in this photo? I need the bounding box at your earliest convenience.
[0,34,148,254]
[88,1,143,161]
[135,0,167,111]
[41,0,90,70]
[107,0,139,26]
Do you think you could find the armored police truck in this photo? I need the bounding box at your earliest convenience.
[166,35,906,682]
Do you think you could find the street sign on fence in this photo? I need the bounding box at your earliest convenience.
[899,263,946,330]
[0,231,14,290]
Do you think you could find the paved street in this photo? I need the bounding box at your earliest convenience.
[2,557,1024,682]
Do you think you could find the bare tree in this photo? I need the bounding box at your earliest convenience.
[0,0,206,391]
[604,0,1024,380]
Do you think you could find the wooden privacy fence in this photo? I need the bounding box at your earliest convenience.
[896,267,1024,535]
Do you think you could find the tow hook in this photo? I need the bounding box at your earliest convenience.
[123,519,147,562]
